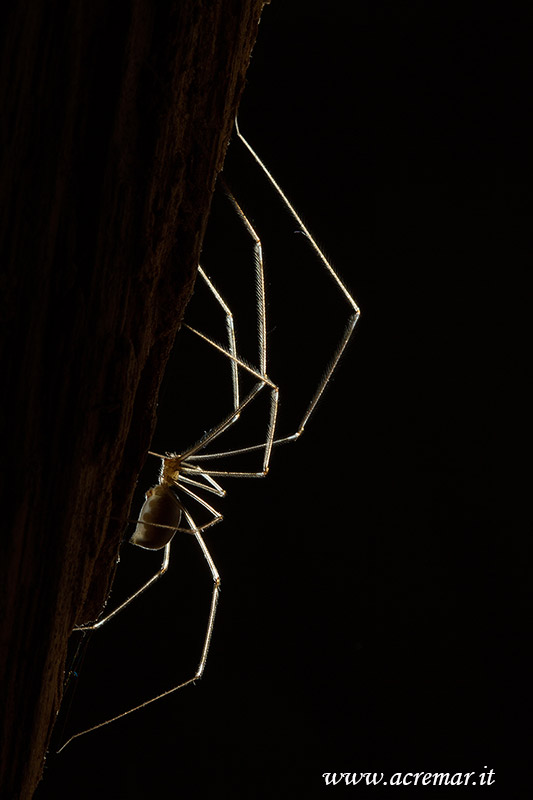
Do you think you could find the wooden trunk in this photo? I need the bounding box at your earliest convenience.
[0,2,268,796]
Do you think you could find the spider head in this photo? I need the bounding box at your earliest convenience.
[159,452,182,486]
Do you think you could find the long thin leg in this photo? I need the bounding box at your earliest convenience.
[197,265,240,411]
[179,381,270,459]
[178,196,269,463]
[58,507,220,753]
[185,315,358,458]
[180,188,272,456]
[180,196,280,474]
[181,383,279,478]
[75,472,227,632]
[220,183,267,376]
[74,543,171,631]
[74,505,220,631]
[278,310,359,440]
[235,119,359,313]
[234,119,361,439]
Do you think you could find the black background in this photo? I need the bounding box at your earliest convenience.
[37,3,530,798]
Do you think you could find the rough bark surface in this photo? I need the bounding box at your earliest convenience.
[0,2,268,797]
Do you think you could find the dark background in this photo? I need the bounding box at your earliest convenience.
[37,2,530,798]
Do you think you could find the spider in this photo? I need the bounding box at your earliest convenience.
[57,120,360,752]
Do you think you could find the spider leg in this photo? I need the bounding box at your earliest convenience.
[187,311,358,456]
[74,485,224,631]
[58,507,219,753]
[183,505,221,680]
[281,309,360,441]
[179,379,277,466]
[73,540,170,632]
[183,194,281,476]
[227,119,362,444]
[182,387,279,478]
[180,192,274,463]
[220,184,267,375]
[235,120,359,310]
[197,265,240,411]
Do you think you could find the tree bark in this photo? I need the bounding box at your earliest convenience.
[0,2,268,796]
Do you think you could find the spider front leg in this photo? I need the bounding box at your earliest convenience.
[225,121,361,448]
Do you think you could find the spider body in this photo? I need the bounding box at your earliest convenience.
[58,121,360,752]
[131,449,224,550]
[131,483,183,550]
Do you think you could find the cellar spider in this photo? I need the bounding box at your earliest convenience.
[57,120,360,753]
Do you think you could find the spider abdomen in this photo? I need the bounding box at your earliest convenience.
[130,484,182,550]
